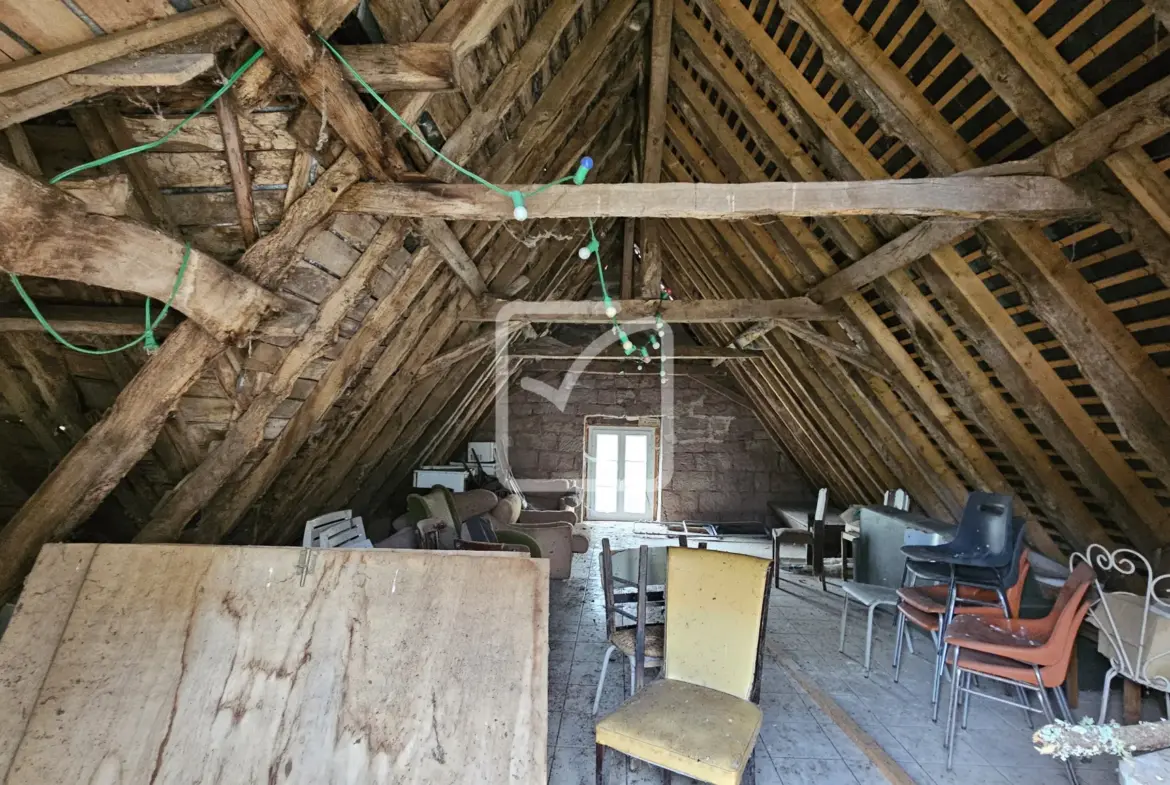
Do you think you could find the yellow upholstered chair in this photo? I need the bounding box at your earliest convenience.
[594,547,773,785]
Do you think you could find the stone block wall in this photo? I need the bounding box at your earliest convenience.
[472,369,810,522]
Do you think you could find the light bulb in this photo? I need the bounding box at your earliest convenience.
[578,246,592,259]
[513,204,528,221]
[657,328,664,337]
[622,340,634,352]
[605,305,617,318]
[661,375,667,385]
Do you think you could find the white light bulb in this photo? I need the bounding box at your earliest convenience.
[513,204,528,221]
[605,305,617,318]
[578,246,591,259]
[657,328,664,337]
[661,375,667,385]
[622,340,634,352]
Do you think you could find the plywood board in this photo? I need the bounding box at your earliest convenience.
[0,544,548,785]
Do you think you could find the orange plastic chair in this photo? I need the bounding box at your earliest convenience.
[940,563,1095,783]
[892,549,1031,718]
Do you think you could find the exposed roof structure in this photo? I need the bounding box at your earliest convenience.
[0,0,1168,598]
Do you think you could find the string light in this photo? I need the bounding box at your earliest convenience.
[578,238,600,260]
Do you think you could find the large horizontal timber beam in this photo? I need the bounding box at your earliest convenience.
[335,177,1094,220]
[469,297,837,323]
[511,337,765,360]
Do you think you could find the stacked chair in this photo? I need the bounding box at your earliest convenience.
[941,564,1094,784]
[891,491,1094,785]
[895,492,1023,718]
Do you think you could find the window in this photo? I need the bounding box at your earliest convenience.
[586,425,656,520]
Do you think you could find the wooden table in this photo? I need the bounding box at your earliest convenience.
[0,543,548,785]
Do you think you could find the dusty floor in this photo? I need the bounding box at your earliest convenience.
[549,522,1129,785]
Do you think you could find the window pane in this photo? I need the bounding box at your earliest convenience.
[624,434,648,461]
[596,458,618,487]
[595,486,617,513]
[595,433,619,463]
[623,470,647,514]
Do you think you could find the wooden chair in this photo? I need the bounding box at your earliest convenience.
[593,540,663,715]
[770,487,833,590]
[595,548,773,785]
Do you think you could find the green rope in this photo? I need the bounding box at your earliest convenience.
[11,48,266,354]
[9,246,190,355]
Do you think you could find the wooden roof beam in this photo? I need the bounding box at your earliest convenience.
[191,17,640,542]
[0,160,280,342]
[664,48,986,510]
[747,0,1140,552]
[337,178,1093,220]
[806,219,980,303]
[664,234,882,501]
[469,297,837,323]
[0,153,367,600]
[792,0,1170,540]
[960,0,1170,239]
[511,337,765,360]
[0,5,234,93]
[669,10,1080,553]
[640,0,675,297]
[0,306,178,336]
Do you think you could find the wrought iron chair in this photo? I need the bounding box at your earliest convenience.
[1079,544,1170,724]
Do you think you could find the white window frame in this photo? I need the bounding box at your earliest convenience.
[585,425,656,521]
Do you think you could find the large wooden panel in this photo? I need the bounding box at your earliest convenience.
[0,544,97,780]
[0,545,548,785]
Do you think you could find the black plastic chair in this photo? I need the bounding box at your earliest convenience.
[901,491,1014,569]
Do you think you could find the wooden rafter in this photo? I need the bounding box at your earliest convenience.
[0,5,234,93]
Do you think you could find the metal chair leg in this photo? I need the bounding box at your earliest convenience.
[932,642,949,721]
[864,603,878,675]
[596,744,605,785]
[1055,683,1076,724]
[839,595,849,654]
[961,671,972,730]
[945,657,964,768]
[1035,672,1080,785]
[1017,686,1035,729]
[893,611,907,682]
[593,644,617,715]
[1098,667,1117,725]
